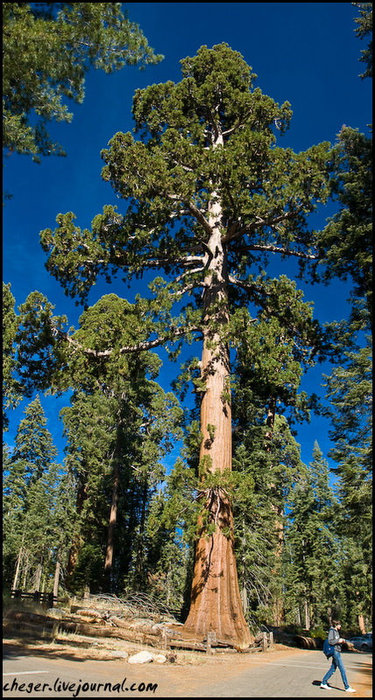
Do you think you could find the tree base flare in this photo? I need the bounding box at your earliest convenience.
[182,530,253,649]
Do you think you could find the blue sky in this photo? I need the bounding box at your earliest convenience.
[3,2,372,473]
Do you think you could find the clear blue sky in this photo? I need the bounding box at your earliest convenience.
[3,2,372,473]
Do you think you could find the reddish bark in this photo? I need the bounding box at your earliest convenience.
[183,298,252,647]
[104,461,119,572]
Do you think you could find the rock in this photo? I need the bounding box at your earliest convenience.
[128,651,154,664]
[153,654,167,664]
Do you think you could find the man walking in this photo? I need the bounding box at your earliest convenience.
[321,620,356,692]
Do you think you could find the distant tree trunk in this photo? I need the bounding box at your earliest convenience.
[66,480,88,582]
[296,606,302,626]
[104,459,119,576]
[22,551,30,589]
[241,585,248,613]
[182,219,252,647]
[266,398,284,626]
[53,559,61,599]
[134,478,149,589]
[33,562,43,591]
[358,614,366,634]
[12,547,23,590]
[304,598,311,630]
[327,606,332,626]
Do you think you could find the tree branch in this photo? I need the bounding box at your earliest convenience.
[222,209,303,244]
[53,323,202,358]
[247,244,318,260]
[186,201,213,238]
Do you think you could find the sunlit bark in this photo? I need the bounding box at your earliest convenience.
[183,178,252,648]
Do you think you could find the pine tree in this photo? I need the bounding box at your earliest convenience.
[39,43,332,646]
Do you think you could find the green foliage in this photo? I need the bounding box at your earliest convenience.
[11,290,68,396]
[3,2,163,161]
[3,396,73,592]
[317,127,372,319]
[231,405,305,626]
[353,2,373,78]
[316,67,372,630]
[283,442,341,629]
[2,283,23,426]
[53,294,183,593]
[40,42,330,317]
[6,40,370,630]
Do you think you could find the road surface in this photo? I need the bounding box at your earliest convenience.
[3,643,372,697]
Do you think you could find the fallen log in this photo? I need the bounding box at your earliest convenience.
[4,610,164,648]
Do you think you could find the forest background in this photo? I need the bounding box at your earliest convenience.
[3,2,372,640]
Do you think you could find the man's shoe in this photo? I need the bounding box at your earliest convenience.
[345,689,356,693]
[320,684,333,689]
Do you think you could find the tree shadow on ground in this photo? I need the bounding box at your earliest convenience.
[3,641,128,664]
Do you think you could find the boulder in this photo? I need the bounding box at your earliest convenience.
[128,651,154,664]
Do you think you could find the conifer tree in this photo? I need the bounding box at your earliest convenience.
[2,396,67,593]
[11,395,58,485]
[353,2,373,79]
[2,283,23,426]
[40,44,331,646]
[52,295,183,593]
[3,442,26,589]
[316,12,372,630]
[283,442,340,630]
[3,2,162,161]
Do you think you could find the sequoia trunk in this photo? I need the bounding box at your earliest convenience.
[183,191,252,648]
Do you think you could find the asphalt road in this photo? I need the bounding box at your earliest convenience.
[3,644,372,698]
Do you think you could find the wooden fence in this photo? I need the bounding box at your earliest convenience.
[10,589,58,607]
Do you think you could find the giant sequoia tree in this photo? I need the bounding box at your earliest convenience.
[40,44,331,647]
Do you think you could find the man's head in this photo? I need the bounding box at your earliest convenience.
[332,620,341,629]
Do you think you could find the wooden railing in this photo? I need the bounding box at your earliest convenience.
[10,590,58,607]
